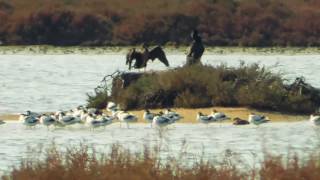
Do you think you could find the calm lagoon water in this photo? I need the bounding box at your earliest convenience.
[0,48,320,174]
[0,121,319,174]
[0,52,320,114]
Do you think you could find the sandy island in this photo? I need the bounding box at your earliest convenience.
[0,107,308,123]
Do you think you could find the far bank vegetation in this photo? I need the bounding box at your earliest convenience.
[1,0,320,46]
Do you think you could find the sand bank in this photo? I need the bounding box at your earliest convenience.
[0,107,308,123]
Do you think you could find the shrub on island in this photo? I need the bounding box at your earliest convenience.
[87,63,320,114]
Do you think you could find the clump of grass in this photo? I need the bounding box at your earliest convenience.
[2,143,246,180]
[110,63,320,113]
[4,143,320,180]
[259,154,320,180]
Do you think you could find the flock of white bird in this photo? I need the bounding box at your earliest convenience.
[0,102,320,129]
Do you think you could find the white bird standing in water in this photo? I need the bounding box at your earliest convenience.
[164,109,182,124]
[152,111,171,128]
[113,109,137,129]
[39,114,57,129]
[197,112,216,125]
[97,115,114,128]
[23,116,39,128]
[80,110,89,124]
[19,110,40,122]
[86,113,102,130]
[248,113,270,125]
[210,109,230,122]
[58,112,81,126]
[310,114,320,126]
[72,106,85,117]
[143,109,155,127]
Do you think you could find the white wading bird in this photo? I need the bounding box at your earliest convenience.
[23,116,39,128]
[152,111,171,128]
[19,110,40,122]
[197,112,216,125]
[112,109,137,128]
[210,109,230,122]
[248,113,270,125]
[72,105,86,116]
[310,114,320,126]
[118,112,138,128]
[39,114,57,129]
[164,109,182,124]
[57,112,81,126]
[97,115,114,128]
[143,109,156,127]
[86,113,103,130]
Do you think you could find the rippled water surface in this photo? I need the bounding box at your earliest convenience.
[1,53,320,114]
[0,122,319,174]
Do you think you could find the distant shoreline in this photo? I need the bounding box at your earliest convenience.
[1,46,320,55]
[0,107,308,123]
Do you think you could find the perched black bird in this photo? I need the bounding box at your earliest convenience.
[186,30,205,66]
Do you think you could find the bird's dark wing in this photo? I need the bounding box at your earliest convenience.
[149,46,169,67]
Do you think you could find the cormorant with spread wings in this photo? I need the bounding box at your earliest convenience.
[126,45,169,70]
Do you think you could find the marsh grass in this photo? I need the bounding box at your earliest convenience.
[2,142,246,180]
[3,142,320,180]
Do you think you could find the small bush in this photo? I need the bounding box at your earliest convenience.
[86,87,109,109]
[259,155,320,180]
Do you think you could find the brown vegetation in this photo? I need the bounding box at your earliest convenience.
[3,143,320,180]
[1,0,320,46]
[88,63,320,114]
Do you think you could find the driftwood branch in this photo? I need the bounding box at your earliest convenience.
[93,70,125,95]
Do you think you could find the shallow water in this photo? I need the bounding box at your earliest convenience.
[1,49,320,174]
[0,53,320,114]
[0,121,319,174]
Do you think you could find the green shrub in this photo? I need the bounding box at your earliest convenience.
[86,87,109,109]
[89,63,320,114]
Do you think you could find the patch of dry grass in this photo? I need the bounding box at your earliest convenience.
[2,143,247,180]
[3,143,320,180]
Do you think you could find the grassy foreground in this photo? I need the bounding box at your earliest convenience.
[3,143,320,180]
